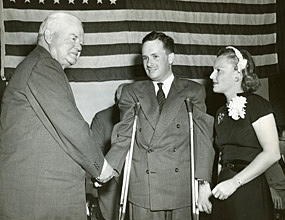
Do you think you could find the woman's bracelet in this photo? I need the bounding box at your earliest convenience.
[236,178,243,187]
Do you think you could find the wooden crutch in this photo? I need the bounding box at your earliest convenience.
[185,98,199,220]
[119,102,140,220]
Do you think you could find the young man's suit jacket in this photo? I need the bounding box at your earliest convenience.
[0,46,104,219]
[106,78,215,211]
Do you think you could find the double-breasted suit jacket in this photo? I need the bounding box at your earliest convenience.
[0,46,104,219]
[106,78,215,211]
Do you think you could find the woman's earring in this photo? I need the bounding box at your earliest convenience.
[234,77,239,82]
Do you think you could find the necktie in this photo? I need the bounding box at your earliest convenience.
[157,82,166,112]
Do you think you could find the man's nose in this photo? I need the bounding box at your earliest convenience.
[146,58,153,67]
[75,41,82,52]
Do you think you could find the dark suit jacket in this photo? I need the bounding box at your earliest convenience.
[91,105,120,155]
[89,105,122,220]
[106,78,215,211]
[266,162,285,186]
[0,46,104,219]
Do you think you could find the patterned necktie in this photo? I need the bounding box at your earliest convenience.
[157,82,166,113]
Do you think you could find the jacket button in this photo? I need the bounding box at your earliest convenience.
[175,168,179,172]
[176,124,180,128]
[146,170,149,174]
[173,148,177,152]
[139,128,142,132]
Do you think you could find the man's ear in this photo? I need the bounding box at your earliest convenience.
[44,29,53,44]
[168,53,175,64]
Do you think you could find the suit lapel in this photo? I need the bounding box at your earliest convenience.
[151,78,187,144]
[135,81,160,130]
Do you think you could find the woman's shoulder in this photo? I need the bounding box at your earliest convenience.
[246,93,269,103]
[245,93,272,111]
[244,93,273,123]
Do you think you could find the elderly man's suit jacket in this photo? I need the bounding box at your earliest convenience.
[0,46,104,220]
[106,78,215,211]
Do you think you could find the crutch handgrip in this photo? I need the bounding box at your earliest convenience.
[135,102,141,116]
[185,98,193,113]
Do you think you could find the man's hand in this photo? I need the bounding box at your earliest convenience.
[197,181,212,214]
[270,187,283,209]
[96,159,114,184]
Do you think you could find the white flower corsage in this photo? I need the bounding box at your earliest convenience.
[227,96,247,120]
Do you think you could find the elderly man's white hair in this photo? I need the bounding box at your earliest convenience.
[37,12,81,42]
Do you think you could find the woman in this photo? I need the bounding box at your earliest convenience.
[210,46,280,220]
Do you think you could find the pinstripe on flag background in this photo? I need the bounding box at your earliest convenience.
[0,0,278,82]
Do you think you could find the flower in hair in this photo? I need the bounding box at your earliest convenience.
[227,96,247,120]
[237,59,247,73]
[226,46,248,73]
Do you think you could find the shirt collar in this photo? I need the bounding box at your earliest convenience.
[153,74,174,98]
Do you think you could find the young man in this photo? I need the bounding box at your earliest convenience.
[106,31,215,219]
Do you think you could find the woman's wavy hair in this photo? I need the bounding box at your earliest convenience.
[217,47,261,92]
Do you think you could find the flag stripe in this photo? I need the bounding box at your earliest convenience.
[3,0,275,13]
[4,53,277,69]
[1,0,278,82]
[6,43,277,57]
[177,0,275,3]
[66,64,278,80]
[5,31,277,47]
[4,20,276,35]
[4,9,276,25]
[4,64,277,83]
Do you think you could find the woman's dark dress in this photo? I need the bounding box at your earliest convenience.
[212,92,274,220]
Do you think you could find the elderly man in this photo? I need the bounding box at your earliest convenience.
[0,12,114,220]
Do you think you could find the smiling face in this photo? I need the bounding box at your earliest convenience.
[48,16,84,69]
[142,39,174,82]
[210,55,239,95]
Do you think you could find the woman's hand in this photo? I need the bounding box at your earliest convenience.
[212,178,240,200]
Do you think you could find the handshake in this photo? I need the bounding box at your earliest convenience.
[94,159,118,187]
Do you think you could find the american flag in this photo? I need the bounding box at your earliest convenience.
[0,0,278,82]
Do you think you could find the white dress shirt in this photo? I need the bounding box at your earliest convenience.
[153,74,174,98]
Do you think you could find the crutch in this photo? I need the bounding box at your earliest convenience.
[119,102,140,220]
[185,98,199,220]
